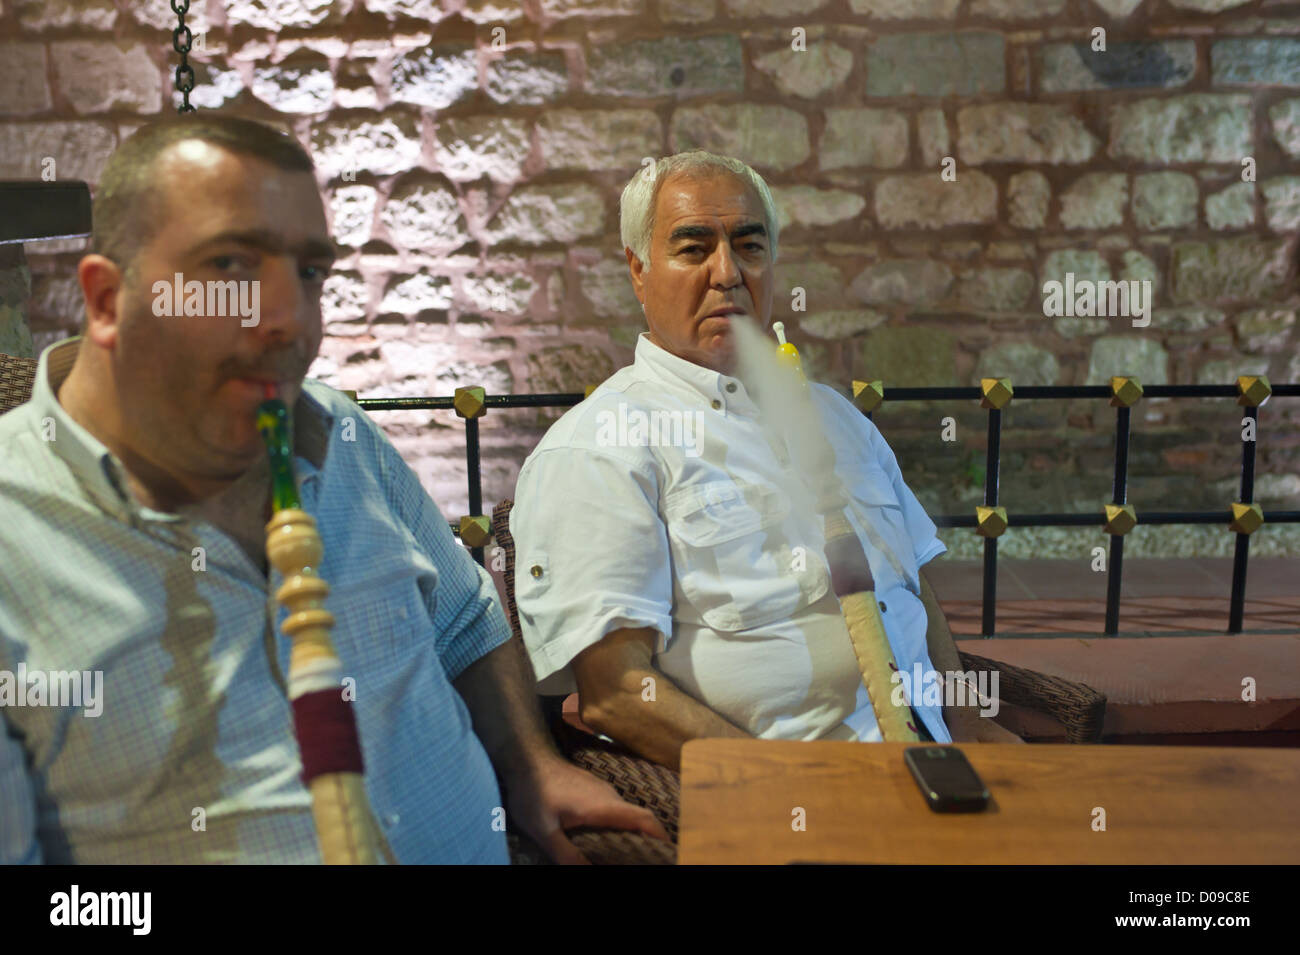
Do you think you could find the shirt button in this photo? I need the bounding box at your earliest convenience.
[384,812,400,828]
[711,399,722,410]
[530,565,543,578]
[725,382,737,393]
[879,601,887,613]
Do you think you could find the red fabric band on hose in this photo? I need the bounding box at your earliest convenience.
[292,689,365,783]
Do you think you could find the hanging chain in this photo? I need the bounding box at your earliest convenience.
[172,0,196,114]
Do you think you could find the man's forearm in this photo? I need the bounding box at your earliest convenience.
[583,666,751,772]
[452,636,560,786]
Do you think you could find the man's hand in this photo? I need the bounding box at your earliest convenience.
[946,707,1026,744]
[505,756,671,865]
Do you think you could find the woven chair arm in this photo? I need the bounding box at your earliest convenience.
[504,720,680,865]
[556,720,681,844]
[507,825,676,865]
[957,649,1107,743]
[569,828,677,865]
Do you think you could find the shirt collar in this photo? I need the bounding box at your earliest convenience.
[632,332,759,417]
[29,337,333,518]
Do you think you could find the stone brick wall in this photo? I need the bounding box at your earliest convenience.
[1,0,1297,557]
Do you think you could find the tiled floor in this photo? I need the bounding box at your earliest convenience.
[926,557,1299,636]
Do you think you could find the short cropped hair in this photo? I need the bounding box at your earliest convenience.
[618,150,780,270]
[92,113,315,278]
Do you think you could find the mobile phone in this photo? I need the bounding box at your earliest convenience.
[904,746,990,813]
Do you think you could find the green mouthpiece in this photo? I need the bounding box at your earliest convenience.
[255,398,301,512]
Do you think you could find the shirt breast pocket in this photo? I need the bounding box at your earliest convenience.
[663,480,828,632]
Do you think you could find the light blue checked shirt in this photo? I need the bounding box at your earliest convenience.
[0,339,511,864]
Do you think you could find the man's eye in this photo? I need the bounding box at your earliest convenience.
[211,254,255,272]
[679,245,703,255]
[300,264,331,282]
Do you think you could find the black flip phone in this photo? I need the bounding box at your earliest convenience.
[904,746,990,812]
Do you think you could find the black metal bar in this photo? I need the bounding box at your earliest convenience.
[879,387,982,401]
[1104,540,1125,630]
[482,393,585,408]
[1228,406,1259,633]
[358,392,586,412]
[465,416,484,567]
[448,509,1300,534]
[1112,406,1131,505]
[954,626,1300,640]
[1228,535,1250,633]
[998,386,1109,398]
[938,513,1100,527]
[981,539,998,638]
[981,408,1002,637]
[882,384,1300,401]
[1140,384,1299,398]
[932,510,1300,528]
[1104,405,1131,635]
[357,383,1300,414]
[359,396,454,411]
[985,410,1002,506]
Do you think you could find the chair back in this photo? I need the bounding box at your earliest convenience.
[0,352,37,415]
[490,498,524,643]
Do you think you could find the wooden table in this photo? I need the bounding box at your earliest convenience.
[678,740,1300,864]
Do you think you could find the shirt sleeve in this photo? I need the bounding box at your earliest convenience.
[377,433,513,683]
[0,714,42,864]
[865,420,947,569]
[511,446,673,696]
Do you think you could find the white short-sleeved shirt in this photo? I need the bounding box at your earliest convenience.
[511,333,951,744]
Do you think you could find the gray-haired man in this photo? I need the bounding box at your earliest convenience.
[511,150,1022,771]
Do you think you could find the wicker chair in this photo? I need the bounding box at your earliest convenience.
[0,352,37,416]
[492,497,1108,862]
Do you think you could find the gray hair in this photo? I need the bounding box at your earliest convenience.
[618,150,780,270]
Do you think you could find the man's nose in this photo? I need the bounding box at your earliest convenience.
[252,256,310,339]
[708,241,742,289]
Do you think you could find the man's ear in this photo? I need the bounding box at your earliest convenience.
[76,254,125,349]
[625,246,646,308]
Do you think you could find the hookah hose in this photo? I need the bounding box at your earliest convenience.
[256,390,388,863]
[772,324,921,742]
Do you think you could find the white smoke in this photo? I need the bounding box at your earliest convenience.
[730,315,848,520]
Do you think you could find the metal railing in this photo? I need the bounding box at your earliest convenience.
[355,376,1299,637]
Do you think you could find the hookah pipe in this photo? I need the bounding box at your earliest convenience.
[772,323,921,743]
[256,386,388,863]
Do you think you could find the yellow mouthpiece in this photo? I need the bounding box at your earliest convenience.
[772,321,806,384]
